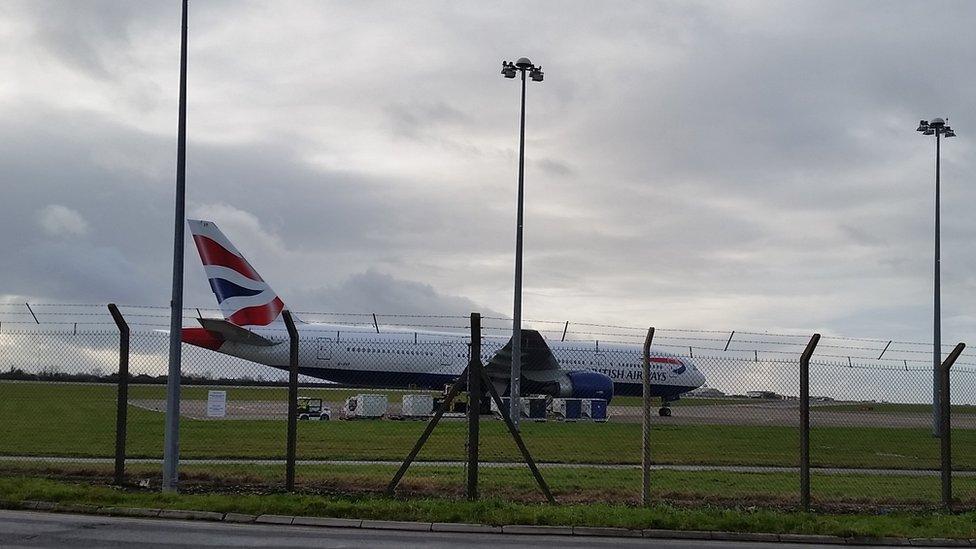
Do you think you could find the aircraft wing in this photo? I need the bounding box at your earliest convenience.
[485,329,559,374]
[483,329,571,395]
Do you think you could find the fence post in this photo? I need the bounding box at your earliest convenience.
[642,327,655,507]
[108,304,129,486]
[282,310,300,491]
[467,313,481,501]
[799,333,820,511]
[941,342,965,511]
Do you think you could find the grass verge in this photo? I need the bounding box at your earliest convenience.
[1,475,975,539]
[1,461,974,509]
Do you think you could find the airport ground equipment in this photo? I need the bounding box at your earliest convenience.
[401,394,434,418]
[551,398,582,421]
[490,396,511,417]
[582,399,608,422]
[341,394,388,419]
[522,397,547,421]
[297,397,330,420]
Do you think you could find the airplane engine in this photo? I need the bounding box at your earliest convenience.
[529,370,614,402]
[563,371,614,401]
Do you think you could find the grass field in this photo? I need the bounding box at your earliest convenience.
[2,476,976,539]
[1,382,970,471]
[0,461,972,508]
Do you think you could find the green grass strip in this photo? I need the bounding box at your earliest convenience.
[1,476,975,539]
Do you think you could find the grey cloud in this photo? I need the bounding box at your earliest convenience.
[291,269,505,319]
[2,0,976,349]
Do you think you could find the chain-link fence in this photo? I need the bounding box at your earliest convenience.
[0,303,972,511]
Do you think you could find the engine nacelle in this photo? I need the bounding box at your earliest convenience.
[564,371,614,402]
[517,370,615,403]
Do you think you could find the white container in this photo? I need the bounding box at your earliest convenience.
[343,394,388,418]
[401,394,433,417]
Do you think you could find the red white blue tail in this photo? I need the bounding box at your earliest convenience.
[187,219,285,327]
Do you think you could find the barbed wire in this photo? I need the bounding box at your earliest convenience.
[1,303,970,360]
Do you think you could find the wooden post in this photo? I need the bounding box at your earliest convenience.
[467,313,481,500]
[799,333,820,511]
[941,342,965,511]
[108,304,129,486]
[282,310,300,491]
[642,327,654,506]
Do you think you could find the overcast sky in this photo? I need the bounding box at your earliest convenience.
[2,0,976,346]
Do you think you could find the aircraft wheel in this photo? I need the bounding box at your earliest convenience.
[658,407,672,417]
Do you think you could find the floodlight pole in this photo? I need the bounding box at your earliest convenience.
[934,129,941,437]
[917,117,955,437]
[932,127,942,436]
[511,67,527,431]
[163,0,188,492]
[502,58,543,431]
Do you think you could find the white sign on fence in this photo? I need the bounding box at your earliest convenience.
[206,390,227,418]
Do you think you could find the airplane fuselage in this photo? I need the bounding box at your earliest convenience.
[184,321,706,400]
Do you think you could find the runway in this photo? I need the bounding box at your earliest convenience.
[128,397,976,429]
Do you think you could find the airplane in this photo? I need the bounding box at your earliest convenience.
[180,219,706,416]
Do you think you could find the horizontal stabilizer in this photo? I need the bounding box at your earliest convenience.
[198,318,277,346]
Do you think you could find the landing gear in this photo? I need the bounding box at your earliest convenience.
[659,398,673,417]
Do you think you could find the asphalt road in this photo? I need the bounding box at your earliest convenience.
[0,510,898,549]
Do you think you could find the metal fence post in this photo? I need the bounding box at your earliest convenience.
[467,313,481,501]
[108,304,129,486]
[642,327,655,507]
[941,342,965,511]
[799,333,820,511]
[282,310,300,491]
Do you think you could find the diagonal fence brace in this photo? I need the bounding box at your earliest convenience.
[478,365,555,504]
[386,365,469,496]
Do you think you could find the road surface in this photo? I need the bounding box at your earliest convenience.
[0,510,903,549]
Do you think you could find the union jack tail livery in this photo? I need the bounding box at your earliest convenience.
[187,219,285,327]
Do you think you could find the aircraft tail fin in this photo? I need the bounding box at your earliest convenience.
[187,219,286,327]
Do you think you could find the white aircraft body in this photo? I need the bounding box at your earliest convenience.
[181,220,706,413]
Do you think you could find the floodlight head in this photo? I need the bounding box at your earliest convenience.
[501,61,517,78]
[917,120,929,132]
[515,57,533,69]
[944,128,956,138]
[923,128,935,135]
[929,117,946,128]
[529,67,544,82]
